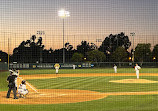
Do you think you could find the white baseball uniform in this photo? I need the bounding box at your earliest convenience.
[135,65,141,79]
[73,65,76,69]
[113,66,117,73]
[18,84,29,95]
[55,66,59,74]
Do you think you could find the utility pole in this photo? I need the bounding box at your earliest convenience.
[130,32,135,62]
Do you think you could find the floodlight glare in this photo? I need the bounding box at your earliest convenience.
[58,10,70,18]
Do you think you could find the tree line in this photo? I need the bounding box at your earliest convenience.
[0,32,158,63]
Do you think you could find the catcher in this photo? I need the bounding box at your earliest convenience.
[18,80,29,98]
[54,63,60,74]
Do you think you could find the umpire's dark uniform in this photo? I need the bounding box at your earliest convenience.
[6,73,18,99]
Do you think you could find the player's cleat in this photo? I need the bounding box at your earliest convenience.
[14,97,18,99]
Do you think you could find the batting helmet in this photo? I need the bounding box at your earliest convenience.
[22,80,26,84]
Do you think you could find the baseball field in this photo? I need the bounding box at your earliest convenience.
[1,68,158,111]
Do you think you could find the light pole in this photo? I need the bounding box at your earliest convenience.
[8,38,9,69]
[130,32,135,62]
[58,9,70,63]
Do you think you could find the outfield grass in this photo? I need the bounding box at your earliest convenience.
[28,76,158,92]
[0,71,9,91]
[20,68,158,75]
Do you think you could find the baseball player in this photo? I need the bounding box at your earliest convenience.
[9,69,19,90]
[73,64,76,69]
[135,64,141,79]
[6,71,18,99]
[113,64,117,73]
[54,63,60,74]
[18,80,29,98]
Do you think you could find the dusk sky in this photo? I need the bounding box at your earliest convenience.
[0,0,158,52]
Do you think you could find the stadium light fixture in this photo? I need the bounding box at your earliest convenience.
[58,9,70,63]
[58,10,70,18]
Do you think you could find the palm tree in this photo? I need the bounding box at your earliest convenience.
[25,40,31,47]
[65,42,73,51]
[36,37,42,46]
[30,35,36,42]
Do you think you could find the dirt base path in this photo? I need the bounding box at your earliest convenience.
[1,73,158,105]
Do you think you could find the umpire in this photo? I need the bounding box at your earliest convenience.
[6,71,18,99]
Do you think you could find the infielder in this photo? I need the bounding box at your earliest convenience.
[113,64,117,73]
[135,64,141,79]
[54,63,60,74]
[18,80,29,98]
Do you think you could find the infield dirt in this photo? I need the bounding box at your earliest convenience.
[110,79,158,83]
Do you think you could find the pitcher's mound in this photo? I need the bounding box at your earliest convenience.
[0,89,106,104]
[109,79,158,83]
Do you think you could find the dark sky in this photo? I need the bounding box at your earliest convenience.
[0,0,158,51]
